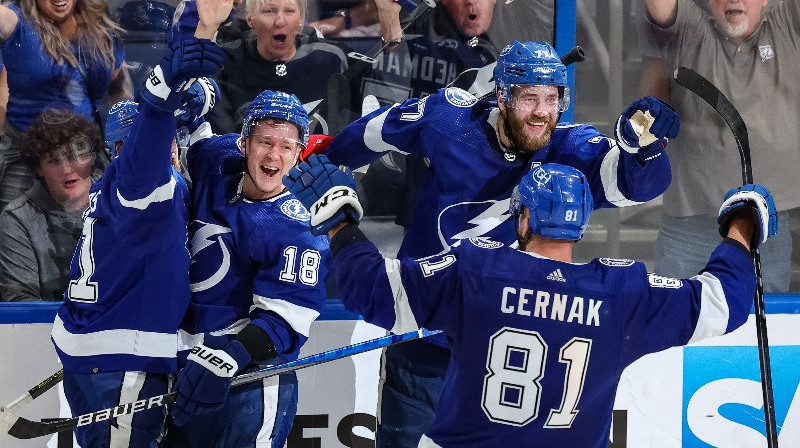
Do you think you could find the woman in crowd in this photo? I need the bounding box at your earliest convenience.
[0,109,102,302]
[207,0,350,135]
[0,0,132,210]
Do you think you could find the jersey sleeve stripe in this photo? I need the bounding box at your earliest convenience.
[364,105,409,156]
[250,295,321,337]
[687,272,731,343]
[599,146,645,207]
[116,176,177,210]
[51,315,178,358]
[384,258,420,334]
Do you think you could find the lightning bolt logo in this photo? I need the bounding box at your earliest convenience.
[190,221,232,292]
[438,199,512,250]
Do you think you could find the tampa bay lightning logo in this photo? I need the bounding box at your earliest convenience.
[599,257,635,267]
[468,237,504,249]
[189,221,232,292]
[437,199,513,251]
[444,88,478,108]
[281,199,311,221]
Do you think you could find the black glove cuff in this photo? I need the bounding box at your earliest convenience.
[330,223,368,257]
[718,206,760,247]
[235,324,278,363]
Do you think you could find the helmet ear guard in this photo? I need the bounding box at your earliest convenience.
[510,164,593,241]
[104,100,140,158]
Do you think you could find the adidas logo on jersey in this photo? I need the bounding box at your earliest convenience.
[547,269,566,282]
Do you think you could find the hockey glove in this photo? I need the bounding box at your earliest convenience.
[176,77,220,129]
[141,38,225,113]
[718,184,778,250]
[171,334,252,426]
[615,96,680,164]
[283,154,363,236]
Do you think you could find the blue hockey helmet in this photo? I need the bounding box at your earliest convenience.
[240,90,309,147]
[510,163,593,240]
[494,41,570,112]
[117,1,174,34]
[105,100,139,157]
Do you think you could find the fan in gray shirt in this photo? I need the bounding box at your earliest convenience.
[0,109,102,301]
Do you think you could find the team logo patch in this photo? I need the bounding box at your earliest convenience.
[599,258,635,267]
[648,273,682,289]
[281,199,311,221]
[468,237,504,249]
[444,88,478,108]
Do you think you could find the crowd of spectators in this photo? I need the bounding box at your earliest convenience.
[0,2,795,308]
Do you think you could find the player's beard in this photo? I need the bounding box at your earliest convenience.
[502,108,557,154]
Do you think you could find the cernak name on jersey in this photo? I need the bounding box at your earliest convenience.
[500,286,603,327]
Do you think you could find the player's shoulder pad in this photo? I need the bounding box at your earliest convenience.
[597,257,636,268]
[591,257,649,292]
[552,123,612,154]
[553,122,602,139]
[441,87,479,108]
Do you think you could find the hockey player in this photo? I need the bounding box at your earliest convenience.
[160,89,329,448]
[285,156,776,448]
[320,40,680,445]
[49,1,231,447]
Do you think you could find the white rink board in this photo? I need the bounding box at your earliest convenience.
[1,313,799,448]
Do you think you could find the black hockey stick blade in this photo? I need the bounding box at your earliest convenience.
[674,66,778,448]
[1,328,441,439]
[3,369,63,412]
[673,67,752,184]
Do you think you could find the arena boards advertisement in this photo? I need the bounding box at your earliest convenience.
[0,305,798,447]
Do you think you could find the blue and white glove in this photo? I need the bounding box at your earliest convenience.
[718,184,778,250]
[171,335,251,426]
[615,96,680,164]
[176,77,220,128]
[140,38,225,112]
[283,154,364,236]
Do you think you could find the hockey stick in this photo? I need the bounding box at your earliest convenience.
[1,328,441,439]
[674,66,778,448]
[2,369,63,412]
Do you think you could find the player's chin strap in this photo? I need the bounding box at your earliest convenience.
[514,212,533,248]
[0,328,441,440]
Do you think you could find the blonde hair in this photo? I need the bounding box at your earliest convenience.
[245,0,307,20]
[20,0,123,68]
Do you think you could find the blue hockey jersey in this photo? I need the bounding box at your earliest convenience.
[53,103,191,374]
[333,235,756,448]
[178,132,329,362]
[325,88,672,259]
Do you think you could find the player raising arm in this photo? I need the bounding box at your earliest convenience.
[160,88,329,448]
[49,2,230,447]
[313,39,679,446]
[284,155,775,447]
